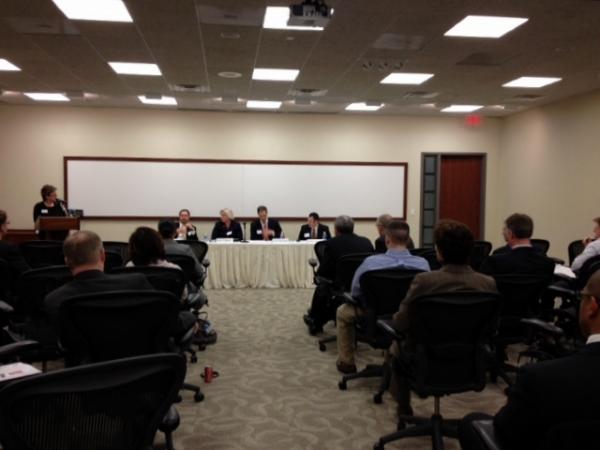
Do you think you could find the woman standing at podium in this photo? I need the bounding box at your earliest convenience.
[33,184,67,240]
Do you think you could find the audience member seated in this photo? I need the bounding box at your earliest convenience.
[175,209,198,241]
[298,212,331,240]
[0,209,31,292]
[158,219,205,284]
[389,220,496,416]
[44,231,152,326]
[571,216,600,272]
[211,208,243,240]
[303,215,374,335]
[250,205,282,240]
[335,220,429,374]
[374,214,414,253]
[458,269,600,450]
[480,213,555,277]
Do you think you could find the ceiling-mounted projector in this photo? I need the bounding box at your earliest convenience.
[288,0,332,28]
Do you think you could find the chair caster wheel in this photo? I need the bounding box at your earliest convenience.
[318,343,326,352]
[373,393,383,404]
[194,392,204,402]
[174,395,182,403]
[190,355,198,363]
[338,381,347,390]
[374,443,384,450]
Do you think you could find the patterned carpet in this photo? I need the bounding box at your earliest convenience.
[170,289,507,450]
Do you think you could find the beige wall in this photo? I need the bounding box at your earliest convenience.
[499,89,600,260]
[0,104,503,244]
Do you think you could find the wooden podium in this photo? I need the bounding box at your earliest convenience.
[37,216,80,240]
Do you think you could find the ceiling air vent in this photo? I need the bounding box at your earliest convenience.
[288,88,328,97]
[169,84,210,93]
[457,52,514,66]
[510,94,544,102]
[404,91,439,99]
[372,33,425,51]
[5,17,79,35]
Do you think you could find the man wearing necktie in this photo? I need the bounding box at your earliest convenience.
[297,212,331,241]
[250,205,283,240]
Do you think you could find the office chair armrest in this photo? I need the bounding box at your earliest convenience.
[549,256,566,265]
[0,300,14,314]
[184,291,208,310]
[314,275,334,286]
[520,318,564,337]
[202,258,210,268]
[472,420,505,450]
[341,291,359,305]
[308,257,318,268]
[546,284,577,298]
[377,318,404,340]
[0,340,40,361]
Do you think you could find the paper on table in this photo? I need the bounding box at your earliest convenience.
[554,264,576,279]
[0,362,40,382]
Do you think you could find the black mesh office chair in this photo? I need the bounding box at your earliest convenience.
[567,240,585,266]
[0,353,185,450]
[338,268,422,399]
[0,258,10,301]
[103,250,124,272]
[471,241,492,271]
[410,247,442,270]
[317,252,373,351]
[374,291,501,450]
[531,238,550,255]
[103,241,129,263]
[177,240,210,273]
[491,273,553,386]
[18,240,64,268]
[308,240,328,278]
[165,253,207,291]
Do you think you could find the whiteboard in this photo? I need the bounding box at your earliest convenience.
[65,158,407,219]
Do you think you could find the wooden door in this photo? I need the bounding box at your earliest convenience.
[439,155,484,239]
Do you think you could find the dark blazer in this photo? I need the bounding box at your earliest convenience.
[211,220,243,240]
[393,264,497,334]
[493,342,600,450]
[44,270,153,323]
[480,246,555,276]
[250,218,282,240]
[175,222,198,241]
[317,233,374,279]
[297,223,331,241]
[374,235,416,253]
[0,240,31,293]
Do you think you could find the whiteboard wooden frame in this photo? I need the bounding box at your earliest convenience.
[64,157,408,221]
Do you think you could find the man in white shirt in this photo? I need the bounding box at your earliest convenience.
[572,216,600,272]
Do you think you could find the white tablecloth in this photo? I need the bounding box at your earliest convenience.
[204,241,318,289]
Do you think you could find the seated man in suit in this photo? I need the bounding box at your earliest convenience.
[0,209,31,294]
[390,220,496,416]
[571,216,600,272]
[175,208,198,241]
[158,219,205,286]
[303,215,374,335]
[298,212,330,241]
[374,214,415,253]
[480,213,555,276]
[335,220,430,374]
[459,269,600,450]
[250,205,282,240]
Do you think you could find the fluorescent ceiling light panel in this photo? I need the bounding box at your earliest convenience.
[0,58,21,71]
[345,102,383,112]
[109,62,161,76]
[24,92,70,102]
[52,0,133,22]
[441,104,483,113]
[263,6,324,31]
[252,68,299,82]
[444,15,528,38]
[247,100,282,109]
[138,95,177,106]
[502,76,562,88]
[380,72,434,85]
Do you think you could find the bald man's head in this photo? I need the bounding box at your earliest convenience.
[579,270,600,339]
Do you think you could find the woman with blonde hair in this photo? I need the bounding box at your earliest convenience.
[211,208,243,240]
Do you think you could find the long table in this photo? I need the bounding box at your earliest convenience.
[204,241,318,289]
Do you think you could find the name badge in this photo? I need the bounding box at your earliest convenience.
[226,231,232,236]
[41,209,48,214]
[257,229,263,235]
[304,232,310,238]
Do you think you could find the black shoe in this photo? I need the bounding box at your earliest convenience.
[303,315,323,335]
[336,361,357,374]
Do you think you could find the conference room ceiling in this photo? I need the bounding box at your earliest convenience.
[1,0,600,116]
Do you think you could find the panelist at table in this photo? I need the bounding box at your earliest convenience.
[250,205,282,241]
[298,212,331,240]
[175,208,198,241]
[211,208,243,240]
[33,184,68,240]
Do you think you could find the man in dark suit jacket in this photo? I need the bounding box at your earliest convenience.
[250,205,282,240]
[480,213,555,277]
[303,215,373,334]
[390,220,496,416]
[44,230,153,325]
[459,269,600,450]
[297,212,330,241]
[0,210,31,294]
